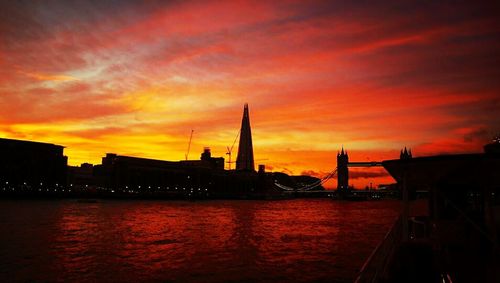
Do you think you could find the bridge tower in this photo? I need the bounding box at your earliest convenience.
[400,147,412,160]
[337,147,349,190]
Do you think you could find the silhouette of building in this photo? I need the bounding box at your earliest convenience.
[93,148,225,191]
[0,138,67,187]
[236,103,255,171]
[400,147,412,160]
[199,147,225,169]
[337,147,349,190]
[0,105,282,198]
[484,135,500,154]
[67,163,95,188]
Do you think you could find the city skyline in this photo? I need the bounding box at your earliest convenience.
[1,1,499,188]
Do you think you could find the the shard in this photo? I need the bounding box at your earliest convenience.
[236,103,255,171]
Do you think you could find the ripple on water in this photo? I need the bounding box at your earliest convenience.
[0,199,399,282]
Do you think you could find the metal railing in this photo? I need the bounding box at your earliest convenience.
[355,216,402,283]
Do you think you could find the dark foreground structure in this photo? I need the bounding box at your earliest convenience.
[356,138,500,283]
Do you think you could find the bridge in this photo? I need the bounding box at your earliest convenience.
[336,147,384,191]
[275,146,412,192]
[348,162,382,167]
[273,159,383,192]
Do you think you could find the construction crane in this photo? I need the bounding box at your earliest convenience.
[185,129,194,160]
[226,130,240,170]
[225,130,268,169]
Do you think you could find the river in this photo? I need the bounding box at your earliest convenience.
[0,199,400,282]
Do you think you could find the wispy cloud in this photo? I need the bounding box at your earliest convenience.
[19,71,78,82]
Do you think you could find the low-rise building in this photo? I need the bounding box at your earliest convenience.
[0,138,67,188]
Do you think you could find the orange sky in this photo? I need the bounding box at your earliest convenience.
[1,1,499,188]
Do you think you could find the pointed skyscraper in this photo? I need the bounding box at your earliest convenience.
[236,103,255,171]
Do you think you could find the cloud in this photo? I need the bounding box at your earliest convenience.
[349,169,391,180]
[20,71,78,82]
[64,126,131,140]
[300,170,328,178]
[463,128,490,143]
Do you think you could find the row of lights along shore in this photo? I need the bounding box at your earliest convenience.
[1,180,210,194]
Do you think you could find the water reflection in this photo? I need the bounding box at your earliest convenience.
[0,199,399,282]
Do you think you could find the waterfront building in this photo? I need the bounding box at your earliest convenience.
[0,138,67,188]
[0,104,285,198]
[93,150,224,192]
[193,147,225,170]
[67,163,95,188]
[89,148,280,198]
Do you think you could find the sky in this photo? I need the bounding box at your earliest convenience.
[1,0,499,188]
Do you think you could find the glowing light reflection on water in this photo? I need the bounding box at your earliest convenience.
[0,199,399,282]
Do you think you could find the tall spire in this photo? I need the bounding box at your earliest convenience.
[236,103,255,171]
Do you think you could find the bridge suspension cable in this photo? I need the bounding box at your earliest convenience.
[274,167,338,191]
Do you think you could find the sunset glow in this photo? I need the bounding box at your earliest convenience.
[1,1,499,188]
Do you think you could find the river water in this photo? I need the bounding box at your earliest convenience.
[0,199,399,282]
